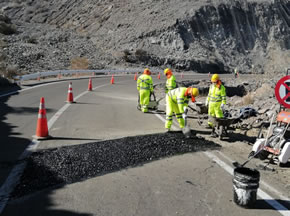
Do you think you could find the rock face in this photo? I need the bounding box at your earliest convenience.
[0,13,16,35]
[0,0,289,74]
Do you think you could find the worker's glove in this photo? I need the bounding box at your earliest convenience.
[220,104,225,110]
[182,113,187,120]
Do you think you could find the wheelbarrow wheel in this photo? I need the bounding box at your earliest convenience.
[278,162,287,167]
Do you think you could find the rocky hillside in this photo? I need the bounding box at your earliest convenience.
[0,0,289,74]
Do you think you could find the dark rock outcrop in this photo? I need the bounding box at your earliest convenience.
[0,0,289,74]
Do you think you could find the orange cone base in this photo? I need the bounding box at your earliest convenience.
[32,134,51,140]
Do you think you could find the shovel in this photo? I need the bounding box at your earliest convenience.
[232,148,264,168]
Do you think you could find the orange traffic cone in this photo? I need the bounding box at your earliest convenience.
[34,97,50,140]
[134,73,137,81]
[66,82,75,103]
[111,75,115,84]
[181,72,184,79]
[157,72,161,79]
[88,78,92,91]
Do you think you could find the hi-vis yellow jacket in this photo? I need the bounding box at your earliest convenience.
[167,87,188,113]
[206,84,226,105]
[165,75,177,93]
[137,74,153,92]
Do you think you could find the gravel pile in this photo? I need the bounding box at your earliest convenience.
[12,133,220,198]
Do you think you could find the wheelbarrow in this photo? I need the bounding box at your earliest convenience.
[211,116,240,140]
[188,102,208,125]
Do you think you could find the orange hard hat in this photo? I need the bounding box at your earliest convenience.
[144,68,151,75]
[164,68,172,75]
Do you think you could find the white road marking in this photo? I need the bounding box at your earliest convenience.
[0,76,111,99]
[0,82,114,214]
[0,80,70,98]
[204,152,290,215]
[217,151,290,204]
[154,113,290,215]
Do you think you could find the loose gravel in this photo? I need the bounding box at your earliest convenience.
[12,133,220,198]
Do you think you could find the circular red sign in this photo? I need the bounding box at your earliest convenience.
[275,75,290,108]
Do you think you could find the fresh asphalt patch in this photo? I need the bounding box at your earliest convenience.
[12,133,221,198]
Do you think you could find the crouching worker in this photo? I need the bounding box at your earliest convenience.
[165,87,199,132]
[205,73,226,137]
[137,68,154,113]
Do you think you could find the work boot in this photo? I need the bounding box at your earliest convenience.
[165,128,172,133]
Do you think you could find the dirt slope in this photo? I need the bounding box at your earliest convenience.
[0,0,289,74]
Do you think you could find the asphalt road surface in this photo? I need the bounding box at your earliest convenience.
[0,74,289,216]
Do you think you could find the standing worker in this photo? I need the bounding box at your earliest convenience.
[165,87,199,132]
[137,68,154,113]
[205,74,226,136]
[234,67,238,78]
[164,68,177,93]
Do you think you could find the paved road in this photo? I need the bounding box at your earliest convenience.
[0,74,289,216]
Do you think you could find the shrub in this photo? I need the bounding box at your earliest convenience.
[135,49,147,58]
[70,57,89,70]
[122,49,131,61]
[27,37,38,44]
[5,66,18,79]
[242,93,254,105]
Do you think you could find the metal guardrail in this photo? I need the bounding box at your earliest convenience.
[14,69,164,81]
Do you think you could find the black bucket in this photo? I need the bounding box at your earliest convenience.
[233,167,260,208]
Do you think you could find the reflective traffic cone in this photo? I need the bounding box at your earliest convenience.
[157,72,160,79]
[34,97,50,140]
[134,73,137,81]
[111,75,115,84]
[66,82,75,103]
[88,78,92,91]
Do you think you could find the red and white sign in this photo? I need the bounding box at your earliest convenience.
[275,75,290,108]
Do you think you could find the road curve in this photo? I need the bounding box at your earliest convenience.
[0,74,289,216]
